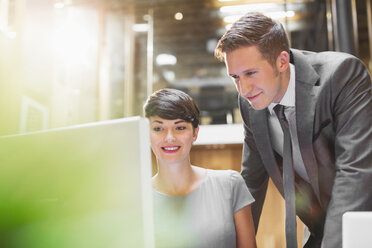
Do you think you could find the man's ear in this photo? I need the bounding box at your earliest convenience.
[192,126,199,142]
[276,51,290,73]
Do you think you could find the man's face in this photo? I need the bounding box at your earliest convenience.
[225,46,289,110]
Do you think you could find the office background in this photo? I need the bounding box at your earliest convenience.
[1,0,371,136]
[0,0,371,247]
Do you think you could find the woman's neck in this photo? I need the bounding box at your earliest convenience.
[153,161,206,196]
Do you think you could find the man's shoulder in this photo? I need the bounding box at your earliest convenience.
[290,48,365,79]
[291,48,360,67]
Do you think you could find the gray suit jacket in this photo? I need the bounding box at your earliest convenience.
[239,49,372,247]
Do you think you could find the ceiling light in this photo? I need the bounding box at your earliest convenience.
[219,3,279,13]
[156,54,177,66]
[132,24,149,32]
[224,11,295,24]
[266,11,295,19]
[223,15,240,23]
[174,12,183,21]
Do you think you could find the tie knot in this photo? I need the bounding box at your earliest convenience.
[273,104,285,118]
[273,104,288,128]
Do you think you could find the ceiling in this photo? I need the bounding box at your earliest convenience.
[128,0,326,84]
[65,0,370,88]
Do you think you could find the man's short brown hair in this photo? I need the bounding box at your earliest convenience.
[215,12,290,66]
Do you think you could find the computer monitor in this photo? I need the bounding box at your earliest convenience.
[343,211,372,248]
[0,117,154,248]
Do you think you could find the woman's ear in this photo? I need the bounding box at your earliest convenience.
[192,126,199,142]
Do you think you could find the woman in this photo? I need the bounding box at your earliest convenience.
[144,88,256,248]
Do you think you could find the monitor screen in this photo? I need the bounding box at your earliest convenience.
[0,117,154,248]
[343,211,372,248]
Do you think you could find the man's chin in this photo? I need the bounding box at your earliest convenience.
[248,101,269,110]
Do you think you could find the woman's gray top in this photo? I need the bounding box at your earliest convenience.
[153,169,255,248]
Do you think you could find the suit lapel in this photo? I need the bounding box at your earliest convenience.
[292,49,321,203]
[247,49,322,203]
[250,109,284,196]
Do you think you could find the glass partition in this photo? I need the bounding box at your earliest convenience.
[0,0,345,135]
[149,0,329,124]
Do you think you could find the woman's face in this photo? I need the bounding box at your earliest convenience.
[149,116,198,165]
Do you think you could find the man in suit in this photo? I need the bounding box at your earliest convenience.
[214,12,372,248]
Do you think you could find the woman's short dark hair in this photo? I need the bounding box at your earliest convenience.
[215,12,290,66]
[143,88,200,128]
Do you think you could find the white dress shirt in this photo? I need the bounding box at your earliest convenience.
[267,63,310,182]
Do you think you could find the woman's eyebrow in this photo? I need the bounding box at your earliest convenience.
[151,120,163,124]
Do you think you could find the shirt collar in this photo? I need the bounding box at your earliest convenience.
[268,63,295,115]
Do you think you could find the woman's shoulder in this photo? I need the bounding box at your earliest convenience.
[207,168,241,178]
[205,169,243,187]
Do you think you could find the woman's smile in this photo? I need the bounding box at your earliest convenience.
[162,146,181,153]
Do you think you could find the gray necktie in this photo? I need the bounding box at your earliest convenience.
[274,104,298,248]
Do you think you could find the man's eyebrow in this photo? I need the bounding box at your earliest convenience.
[229,68,257,76]
[175,120,186,124]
